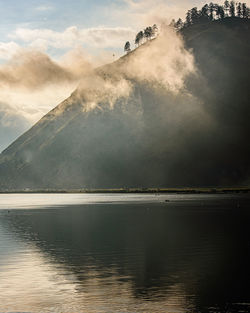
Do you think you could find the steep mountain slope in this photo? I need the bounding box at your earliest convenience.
[0,18,249,190]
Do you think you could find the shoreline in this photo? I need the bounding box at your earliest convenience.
[0,187,249,194]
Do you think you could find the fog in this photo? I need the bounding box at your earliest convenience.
[0,19,249,189]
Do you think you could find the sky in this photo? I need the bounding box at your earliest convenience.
[0,0,249,152]
[0,0,212,60]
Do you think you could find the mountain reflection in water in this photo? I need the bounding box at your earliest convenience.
[0,193,250,313]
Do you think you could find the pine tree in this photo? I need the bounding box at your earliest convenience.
[144,26,153,40]
[186,10,192,25]
[213,3,219,18]
[201,4,210,19]
[175,18,184,30]
[217,5,225,19]
[124,41,131,54]
[241,2,249,17]
[152,24,158,37]
[209,2,215,20]
[224,0,230,16]
[237,2,242,17]
[169,19,176,28]
[229,1,235,16]
[191,7,200,23]
[135,31,144,46]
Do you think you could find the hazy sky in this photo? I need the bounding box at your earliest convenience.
[0,0,238,60]
[0,0,249,152]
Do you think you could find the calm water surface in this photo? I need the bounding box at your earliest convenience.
[0,193,250,313]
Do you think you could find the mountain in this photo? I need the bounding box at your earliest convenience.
[0,18,250,190]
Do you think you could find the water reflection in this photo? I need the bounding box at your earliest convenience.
[0,194,250,312]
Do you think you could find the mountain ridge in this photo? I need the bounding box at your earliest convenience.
[0,18,250,190]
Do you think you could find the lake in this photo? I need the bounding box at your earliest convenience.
[0,193,250,312]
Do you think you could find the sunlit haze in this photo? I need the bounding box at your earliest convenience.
[2,0,249,151]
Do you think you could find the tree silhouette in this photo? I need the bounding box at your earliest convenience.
[175,18,184,30]
[135,31,144,46]
[133,24,158,50]
[237,2,242,17]
[213,3,219,17]
[242,3,248,18]
[124,41,131,54]
[229,1,235,16]
[186,10,192,25]
[224,1,230,16]
[209,2,215,20]
[191,7,200,23]
[144,26,153,40]
[169,19,176,28]
[201,4,210,19]
[124,0,249,51]
[217,5,225,19]
[152,24,158,37]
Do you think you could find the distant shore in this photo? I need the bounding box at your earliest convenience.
[0,187,249,194]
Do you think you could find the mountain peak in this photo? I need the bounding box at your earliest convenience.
[0,18,250,190]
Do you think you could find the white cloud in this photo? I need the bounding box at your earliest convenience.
[9,26,136,51]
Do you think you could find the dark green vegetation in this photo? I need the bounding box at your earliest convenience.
[0,17,250,190]
[174,1,249,30]
[125,1,249,51]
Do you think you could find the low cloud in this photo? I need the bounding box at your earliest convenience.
[0,48,93,89]
[0,48,95,144]
[76,74,132,112]
[123,26,195,92]
[67,26,196,118]
[0,26,196,120]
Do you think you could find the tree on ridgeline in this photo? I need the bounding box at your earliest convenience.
[123,1,249,51]
[124,41,131,54]
[181,1,249,28]
[169,19,176,28]
[186,10,192,25]
[213,3,219,18]
[152,24,158,36]
[201,4,210,19]
[209,2,215,20]
[175,18,184,30]
[217,5,225,19]
[191,7,200,23]
[230,1,235,16]
[144,26,153,40]
[224,0,230,16]
[237,2,242,17]
[241,3,249,18]
[135,31,144,46]
[134,24,158,49]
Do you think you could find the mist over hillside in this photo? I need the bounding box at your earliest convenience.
[0,18,249,190]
